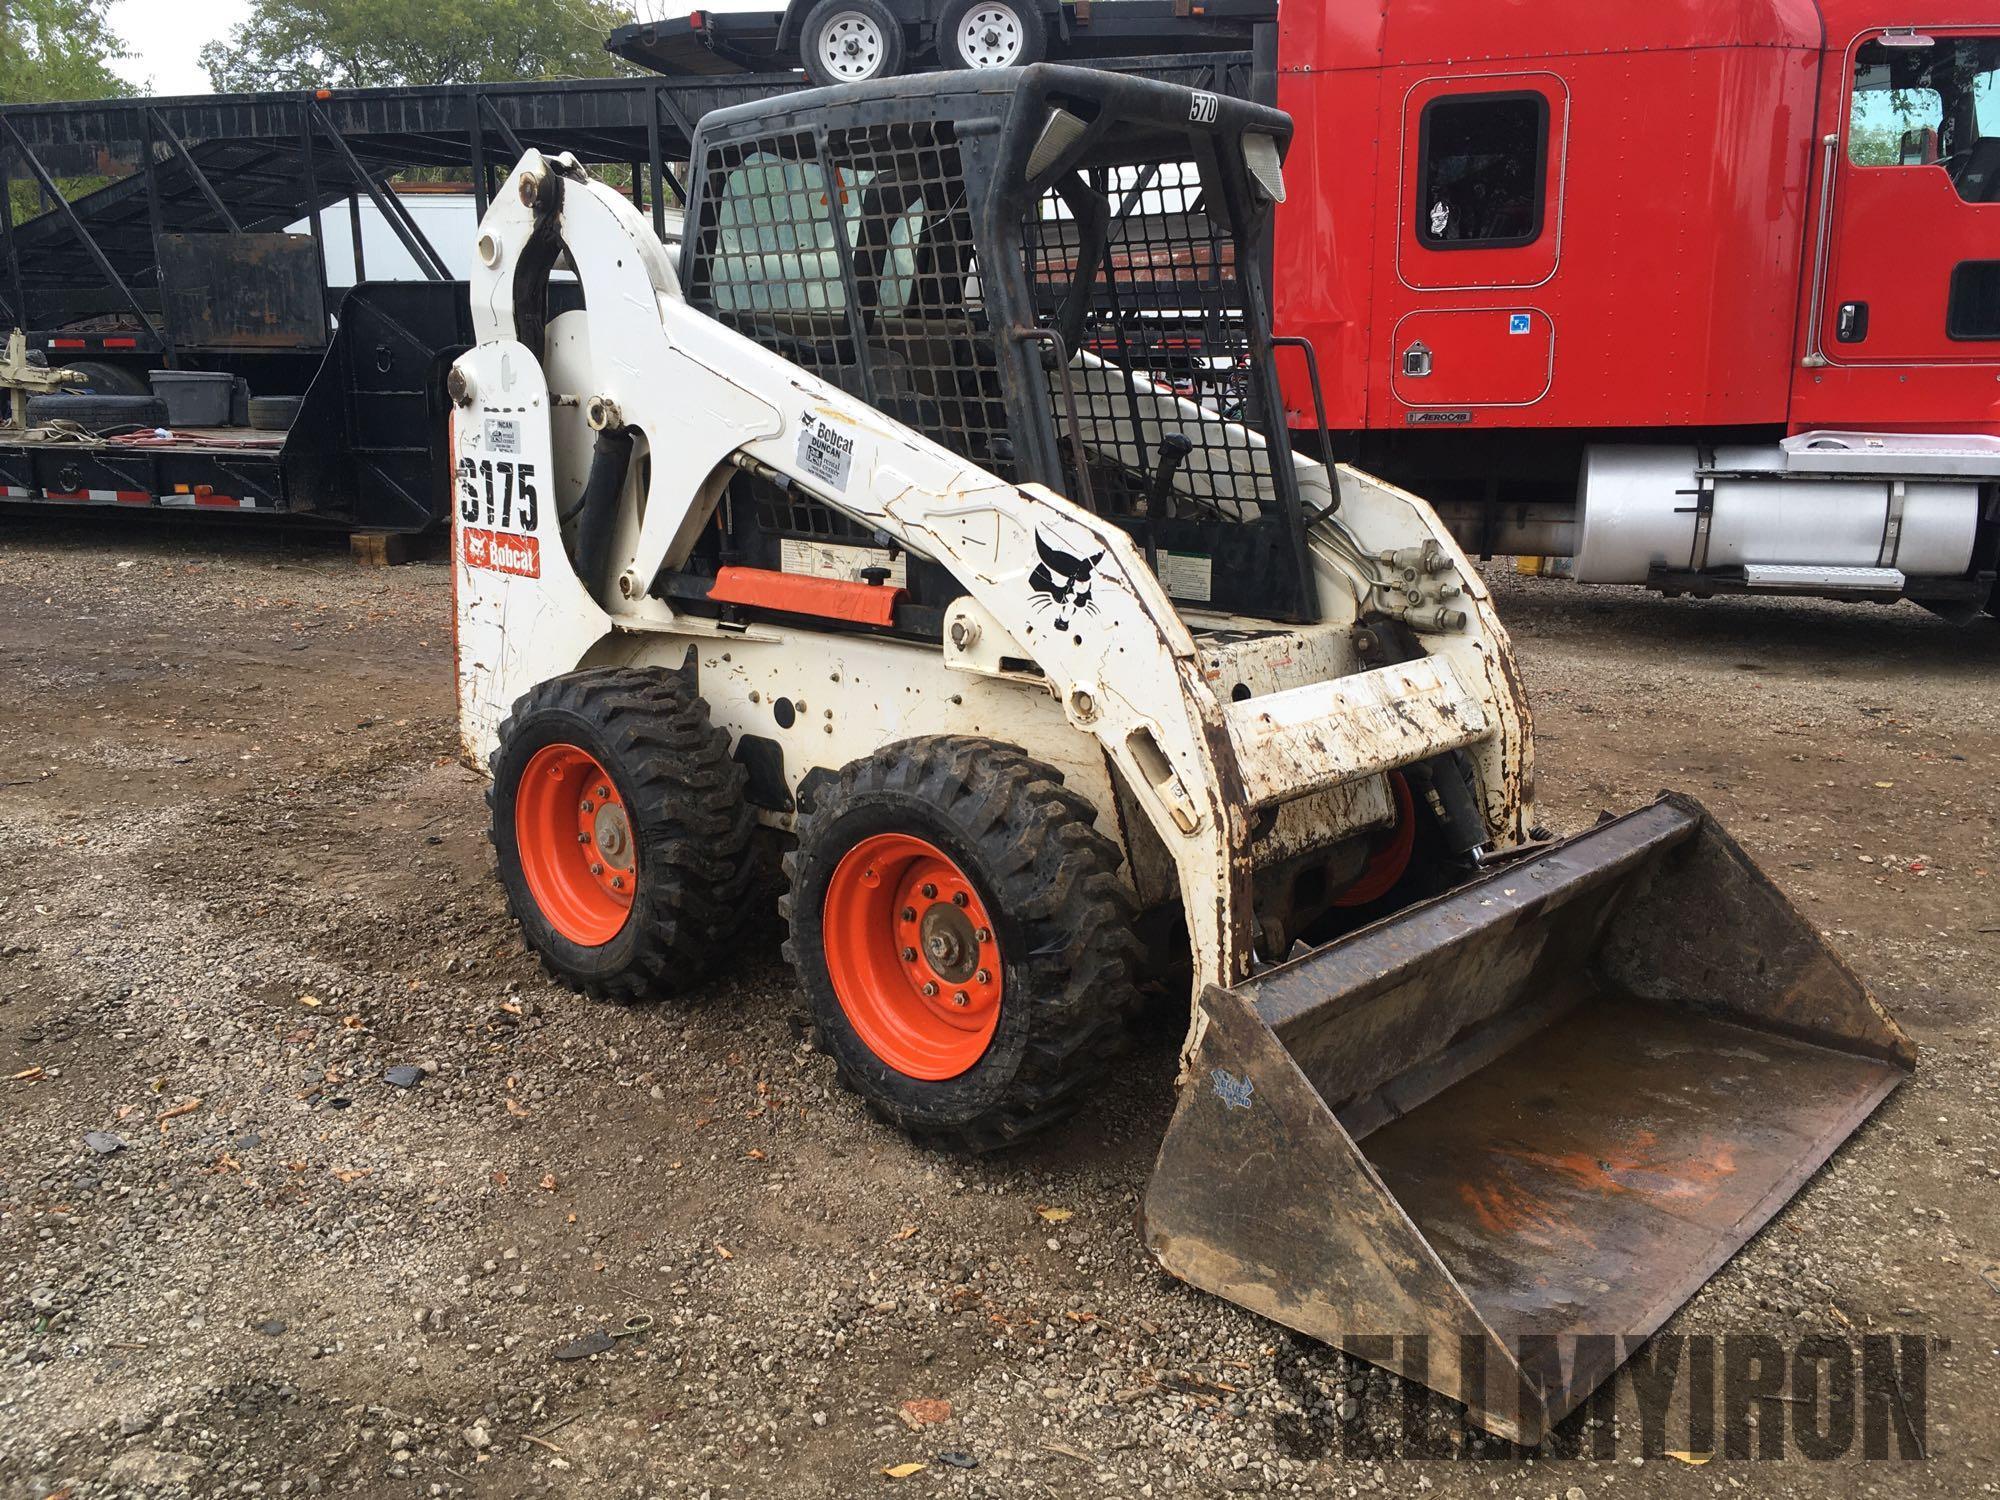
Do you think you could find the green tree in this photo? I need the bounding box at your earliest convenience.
[0,0,131,104]
[201,0,635,91]
[0,0,131,228]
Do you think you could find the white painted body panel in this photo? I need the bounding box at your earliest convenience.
[450,151,1535,1002]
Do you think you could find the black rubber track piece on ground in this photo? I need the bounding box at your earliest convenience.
[248,395,302,431]
[489,667,757,1001]
[25,393,167,430]
[782,735,1144,1152]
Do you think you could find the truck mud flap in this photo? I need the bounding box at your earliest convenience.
[1142,794,1913,1446]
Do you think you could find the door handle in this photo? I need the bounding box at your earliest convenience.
[1401,341,1433,378]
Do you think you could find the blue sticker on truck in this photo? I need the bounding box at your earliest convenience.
[1509,313,1532,335]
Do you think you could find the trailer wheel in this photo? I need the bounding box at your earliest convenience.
[489,668,756,1001]
[939,0,1045,70]
[800,0,905,86]
[783,736,1142,1151]
[65,360,148,397]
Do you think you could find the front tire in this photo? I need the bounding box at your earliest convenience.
[489,668,754,1000]
[800,0,905,86]
[783,737,1142,1151]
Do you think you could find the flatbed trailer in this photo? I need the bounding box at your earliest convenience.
[0,51,1261,531]
[607,1,1273,83]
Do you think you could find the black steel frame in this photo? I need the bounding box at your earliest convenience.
[0,55,1257,533]
[680,64,1314,623]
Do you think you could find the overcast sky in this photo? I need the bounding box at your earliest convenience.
[105,0,763,97]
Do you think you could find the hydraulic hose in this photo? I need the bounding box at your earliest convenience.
[571,425,634,607]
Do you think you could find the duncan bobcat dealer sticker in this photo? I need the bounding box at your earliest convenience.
[796,412,855,492]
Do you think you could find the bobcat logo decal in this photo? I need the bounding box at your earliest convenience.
[1029,531,1105,632]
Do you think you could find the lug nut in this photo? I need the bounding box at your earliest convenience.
[901,947,918,962]
[921,981,939,997]
[611,876,625,890]
[901,906,917,923]
[975,968,991,984]
[580,799,594,814]
[577,832,590,844]
[952,990,969,1007]
[589,862,604,875]
[952,891,969,908]
[920,882,938,899]
[596,785,609,799]
[974,927,991,943]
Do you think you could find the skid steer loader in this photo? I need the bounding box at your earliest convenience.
[447,67,1913,1444]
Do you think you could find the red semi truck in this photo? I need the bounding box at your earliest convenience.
[620,0,2000,614]
[1269,0,2000,614]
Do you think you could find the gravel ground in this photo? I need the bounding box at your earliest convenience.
[1,518,1996,1499]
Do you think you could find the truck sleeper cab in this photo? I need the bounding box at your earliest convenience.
[1270,0,2000,617]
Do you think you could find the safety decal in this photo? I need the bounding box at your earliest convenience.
[796,412,854,492]
[1509,312,1532,335]
[483,416,521,455]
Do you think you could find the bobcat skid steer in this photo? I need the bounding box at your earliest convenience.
[448,67,1912,1444]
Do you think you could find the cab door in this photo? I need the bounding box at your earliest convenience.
[1389,73,1568,412]
[1819,29,2000,366]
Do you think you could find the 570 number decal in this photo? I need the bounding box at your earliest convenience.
[458,457,539,531]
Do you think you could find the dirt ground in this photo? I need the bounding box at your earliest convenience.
[1,517,1996,1500]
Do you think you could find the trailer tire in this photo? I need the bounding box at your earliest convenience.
[800,0,905,86]
[65,360,148,397]
[783,736,1143,1152]
[248,395,302,431]
[489,667,757,1002]
[24,393,168,431]
[939,0,1046,70]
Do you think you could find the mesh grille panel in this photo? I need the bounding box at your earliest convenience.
[686,120,1011,541]
[1023,158,1274,524]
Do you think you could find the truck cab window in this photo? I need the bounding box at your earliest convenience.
[1415,92,1549,249]
[1848,37,2000,203]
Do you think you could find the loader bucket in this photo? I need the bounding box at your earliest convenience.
[1143,794,1912,1446]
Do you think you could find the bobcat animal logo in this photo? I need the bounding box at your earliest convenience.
[1029,531,1105,632]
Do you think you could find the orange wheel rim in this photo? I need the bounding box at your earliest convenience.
[1333,771,1417,908]
[822,832,1002,1080]
[515,743,635,946]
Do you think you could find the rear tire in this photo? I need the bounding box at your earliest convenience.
[939,0,1046,70]
[783,736,1142,1151]
[489,668,755,1000]
[65,360,148,397]
[800,0,905,86]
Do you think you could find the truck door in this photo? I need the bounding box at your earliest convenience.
[1389,74,1566,412]
[1816,30,2000,366]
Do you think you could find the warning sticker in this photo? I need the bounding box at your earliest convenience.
[1159,550,1213,604]
[795,413,855,492]
[483,416,521,455]
[780,538,906,586]
[462,525,540,578]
